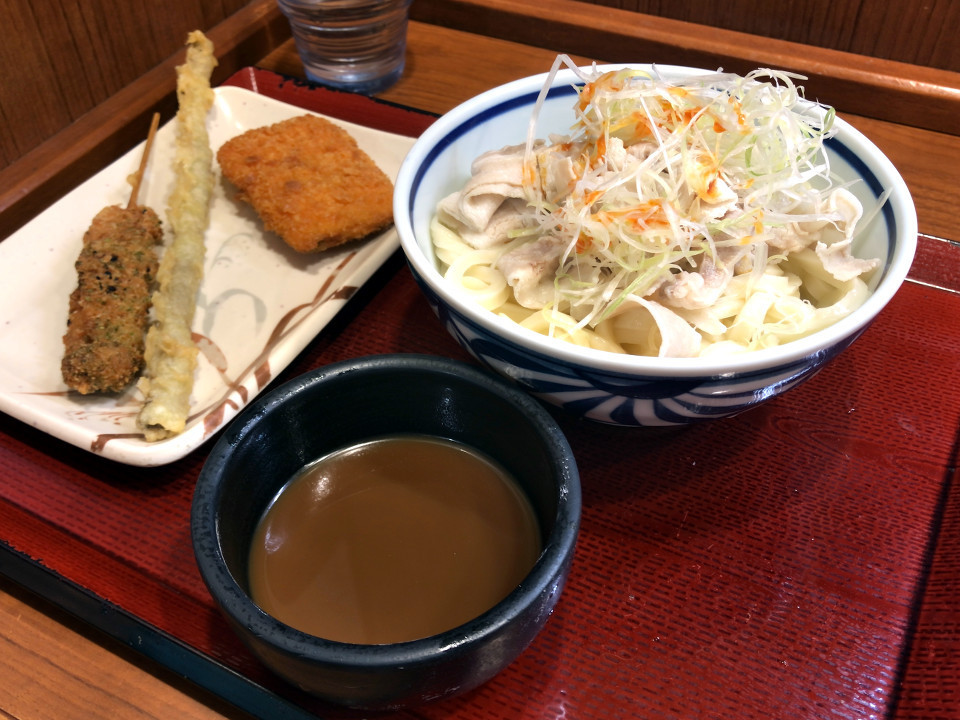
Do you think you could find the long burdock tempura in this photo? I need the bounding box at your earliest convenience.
[137,31,217,441]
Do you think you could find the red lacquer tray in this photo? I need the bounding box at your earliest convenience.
[1,68,959,719]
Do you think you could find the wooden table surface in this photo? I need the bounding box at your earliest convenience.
[1,11,959,720]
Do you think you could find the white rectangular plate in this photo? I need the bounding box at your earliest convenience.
[0,86,415,466]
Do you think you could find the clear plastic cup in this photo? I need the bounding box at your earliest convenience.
[277,0,413,94]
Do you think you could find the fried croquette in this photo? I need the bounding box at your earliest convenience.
[216,114,394,253]
[61,204,162,394]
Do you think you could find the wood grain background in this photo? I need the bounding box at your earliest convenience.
[577,0,959,72]
[0,0,249,168]
[1,0,957,175]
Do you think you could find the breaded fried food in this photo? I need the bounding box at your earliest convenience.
[137,30,217,442]
[216,114,394,253]
[61,204,162,394]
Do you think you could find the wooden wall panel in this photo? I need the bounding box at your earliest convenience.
[0,0,77,164]
[2,0,956,176]
[410,0,960,136]
[582,0,960,72]
[0,0,251,170]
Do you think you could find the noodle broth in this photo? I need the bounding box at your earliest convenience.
[247,434,542,645]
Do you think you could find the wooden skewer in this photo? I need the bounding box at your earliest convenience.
[127,112,161,209]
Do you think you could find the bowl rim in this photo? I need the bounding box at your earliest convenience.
[191,353,582,669]
[394,63,918,378]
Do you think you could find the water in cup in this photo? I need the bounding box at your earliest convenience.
[277,0,413,94]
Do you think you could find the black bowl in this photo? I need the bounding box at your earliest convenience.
[191,354,581,710]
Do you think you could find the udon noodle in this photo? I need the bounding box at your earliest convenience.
[432,58,881,358]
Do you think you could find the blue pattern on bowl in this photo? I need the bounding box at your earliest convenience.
[408,263,864,425]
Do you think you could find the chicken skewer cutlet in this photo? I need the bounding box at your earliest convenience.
[61,112,163,395]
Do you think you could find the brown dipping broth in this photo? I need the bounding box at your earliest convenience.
[247,434,542,645]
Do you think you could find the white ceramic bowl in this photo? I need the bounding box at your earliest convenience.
[394,64,917,426]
